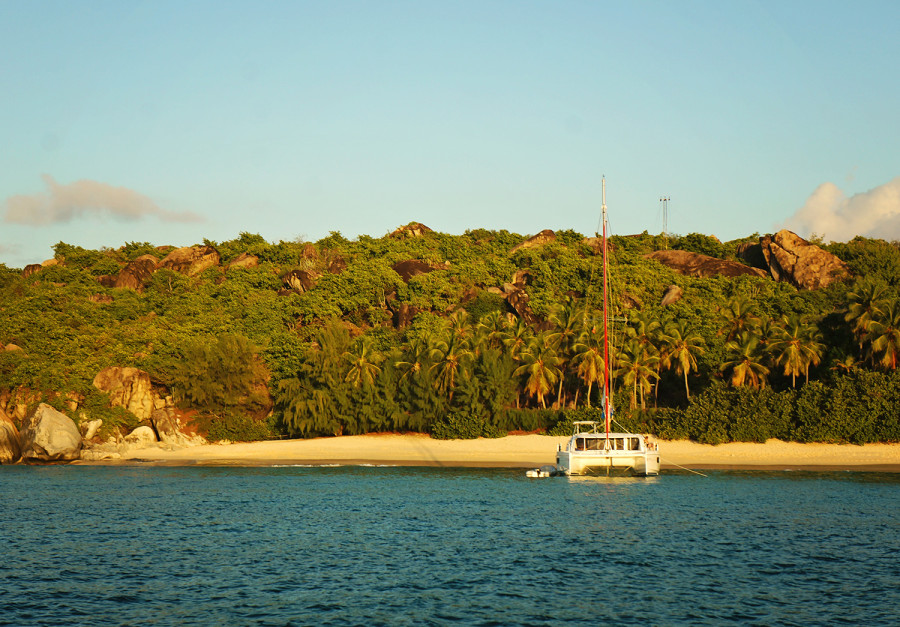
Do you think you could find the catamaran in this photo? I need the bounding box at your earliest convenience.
[554,179,660,477]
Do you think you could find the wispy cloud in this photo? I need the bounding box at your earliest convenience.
[782,177,900,242]
[3,175,203,225]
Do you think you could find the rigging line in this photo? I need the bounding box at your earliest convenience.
[659,458,708,477]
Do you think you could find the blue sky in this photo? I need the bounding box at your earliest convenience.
[2,0,899,268]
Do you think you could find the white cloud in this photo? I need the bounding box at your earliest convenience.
[3,175,203,225]
[782,177,900,242]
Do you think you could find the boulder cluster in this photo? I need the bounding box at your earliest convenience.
[647,229,849,291]
[0,366,204,465]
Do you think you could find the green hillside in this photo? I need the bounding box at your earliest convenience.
[1,225,899,444]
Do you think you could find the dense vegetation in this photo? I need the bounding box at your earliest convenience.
[1,227,899,443]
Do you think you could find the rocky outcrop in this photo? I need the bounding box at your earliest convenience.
[647,250,767,279]
[22,264,43,278]
[501,270,540,325]
[157,246,220,276]
[226,253,259,270]
[20,403,82,462]
[510,229,557,254]
[80,419,103,441]
[151,408,179,442]
[114,255,157,291]
[125,425,157,447]
[392,260,438,283]
[0,409,21,463]
[92,367,154,421]
[392,303,420,329]
[390,222,433,239]
[660,285,684,307]
[283,269,319,293]
[756,230,850,290]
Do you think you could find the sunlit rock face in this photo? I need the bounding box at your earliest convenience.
[20,403,82,462]
[157,246,220,276]
[758,230,850,290]
[647,250,767,279]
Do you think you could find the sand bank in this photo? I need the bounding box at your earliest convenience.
[80,434,900,472]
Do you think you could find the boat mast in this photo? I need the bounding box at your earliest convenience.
[601,178,611,439]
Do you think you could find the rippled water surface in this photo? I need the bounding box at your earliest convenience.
[2,465,898,626]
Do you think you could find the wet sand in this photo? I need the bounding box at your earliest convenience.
[80,434,900,472]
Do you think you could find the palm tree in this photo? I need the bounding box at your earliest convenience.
[500,316,533,361]
[615,339,660,409]
[625,309,663,400]
[429,329,474,400]
[718,296,761,342]
[475,310,507,352]
[721,330,769,389]
[768,315,824,387]
[867,299,900,370]
[845,278,889,356]
[547,299,582,408]
[659,319,706,399]
[571,331,605,407]
[513,335,561,409]
[343,338,383,389]
[395,336,430,381]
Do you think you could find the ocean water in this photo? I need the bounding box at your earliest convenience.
[1,466,898,626]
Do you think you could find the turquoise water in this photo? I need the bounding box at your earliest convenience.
[1,466,898,626]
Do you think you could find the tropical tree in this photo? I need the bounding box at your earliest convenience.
[720,330,769,389]
[867,299,900,370]
[343,338,383,389]
[718,296,761,342]
[659,319,706,399]
[845,278,889,350]
[571,331,605,407]
[547,299,582,408]
[500,316,533,361]
[513,335,561,409]
[768,315,825,387]
[475,310,507,352]
[615,339,660,409]
[429,329,474,400]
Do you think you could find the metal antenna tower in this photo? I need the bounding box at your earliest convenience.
[659,196,671,248]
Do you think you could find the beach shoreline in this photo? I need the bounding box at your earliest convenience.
[74,433,900,472]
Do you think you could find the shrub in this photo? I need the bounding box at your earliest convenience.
[204,412,275,442]
[431,410,505,440]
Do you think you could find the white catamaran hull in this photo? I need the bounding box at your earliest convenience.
[556,449,660,477]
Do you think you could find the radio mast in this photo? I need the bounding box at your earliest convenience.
[659,196,671,248]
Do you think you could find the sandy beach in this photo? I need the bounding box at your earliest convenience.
[80,434,900,472]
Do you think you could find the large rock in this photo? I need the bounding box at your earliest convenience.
[390,222,433,239]
[151,407,180,443]
[282,269,319,293]
[157,246,220,276]
[114,255,157,291]
[0,409,21,464]
[646,250,767,279]
[392,260,437,283]
[80,419,103,440]
[392,302,420,329]
[226,253,259,270]
[20,403,82,462]
[93,367,154,421]
[125,425,157,447]
[510,229,557,254]
[758,230,850,290]
[22,264,43,278]
[660,284,684,307]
